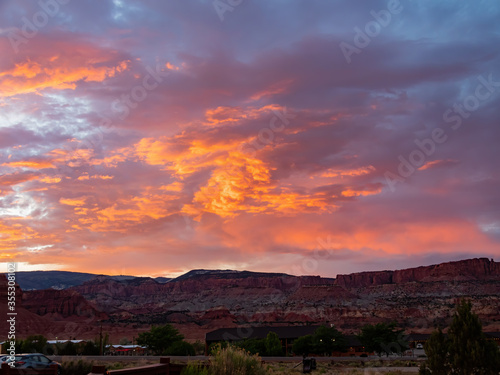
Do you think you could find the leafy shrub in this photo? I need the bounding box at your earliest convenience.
[181,361,210,375]
[211,345,266,375]
[107,362,125,370]
[61,360,93,375]
[165,341,196,356]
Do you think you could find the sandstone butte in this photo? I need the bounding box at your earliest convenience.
[0,257,499,342]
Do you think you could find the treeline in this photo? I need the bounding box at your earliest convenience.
[12,335,103,355]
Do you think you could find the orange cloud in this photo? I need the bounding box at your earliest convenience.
[341,184,382,197]
[93,191,179,232]
[182,150,336,219]
[203,104,286,127]
[59,197,87,206]
[2,160,54,169]
[0,50,129,97]
[321,166,376,178]
[250,79,294,101]
[418,159,458,171]
[161,182,184,192]
[0,218,55,254]
[0,172,39,187]
[39,176,61,184]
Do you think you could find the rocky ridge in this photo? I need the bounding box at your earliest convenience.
[3,257,499,341]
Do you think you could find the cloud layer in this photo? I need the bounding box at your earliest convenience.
[1,0,499,277]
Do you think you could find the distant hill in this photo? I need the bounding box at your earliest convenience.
[8,271,172,290]
[171,269,292,282]
[11,271,98,290]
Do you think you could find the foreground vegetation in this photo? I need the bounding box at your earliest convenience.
[419,299,500,374]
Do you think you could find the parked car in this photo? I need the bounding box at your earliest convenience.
[0,355,11,363]
[12,354,61,375]
[416,343,424,349]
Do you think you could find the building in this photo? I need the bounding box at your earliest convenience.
[205,325,320,355]
[106,344,147,356]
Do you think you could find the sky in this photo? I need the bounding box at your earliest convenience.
[0,0,499,278]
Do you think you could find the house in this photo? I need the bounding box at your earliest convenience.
[106,344,147,356]
[406,333,431,349]
[485,332,500,347]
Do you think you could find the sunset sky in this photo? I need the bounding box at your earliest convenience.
[0,0,499,278]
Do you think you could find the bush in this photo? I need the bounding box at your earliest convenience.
[235,338,266,356]
[211,345,266,375]
[61,360,93,375]
[59,341,78,355]
[82,340,100,355]
[137,323,184,355]
[192,340,206,355]
[165,341,196,356]
[182,361,210,375]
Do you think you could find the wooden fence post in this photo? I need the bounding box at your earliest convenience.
[160,357,170,375]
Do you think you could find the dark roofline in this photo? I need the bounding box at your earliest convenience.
[206,325,321,341]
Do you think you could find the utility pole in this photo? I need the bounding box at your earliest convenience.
[99,324,103,356]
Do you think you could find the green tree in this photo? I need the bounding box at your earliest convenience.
[235,338,266,355]
[23,335,47,353]
[264,332,283,356]
[164,341,196,356]
[448,300,500,374]
[420,327,450,375]
[82,341,100,355]
[136,324,184,355]
[358,322,408,357]
[15,339,27,353]
[60,341,78,355]
[312,325,347,355]
[422,299,500,375]
[292,335,313,356]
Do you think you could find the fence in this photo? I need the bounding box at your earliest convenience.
[88,358,187,375]
[0,363,58,375]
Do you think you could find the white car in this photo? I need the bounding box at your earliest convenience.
[416,343,424,349]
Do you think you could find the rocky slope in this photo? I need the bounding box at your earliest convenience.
[10,258,500,341]
[335,258,500,287]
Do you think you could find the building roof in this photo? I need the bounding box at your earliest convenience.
[206,325,320,341]
[46,340,86,344]
[109,345,146,349]
[485,332,500,339]
[406,332,500,341]
[406,334,432,341]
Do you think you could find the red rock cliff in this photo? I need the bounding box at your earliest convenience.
[335,258,500,288]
